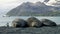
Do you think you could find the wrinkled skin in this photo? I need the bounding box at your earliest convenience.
[12,18,28,28]
[41,19,57,26]
[27,17,43,27]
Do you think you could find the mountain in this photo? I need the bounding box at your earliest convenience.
[44,0,49,3]
[6,1,60,16]
[45,0,60,7]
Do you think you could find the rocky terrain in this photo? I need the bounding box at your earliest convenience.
[0,26,60,34]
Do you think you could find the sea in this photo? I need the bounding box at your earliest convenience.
[0,16,60,26]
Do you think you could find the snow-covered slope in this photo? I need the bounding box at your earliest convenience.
[44,0,60,7]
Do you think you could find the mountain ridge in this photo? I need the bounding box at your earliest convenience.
[6,1,60,16]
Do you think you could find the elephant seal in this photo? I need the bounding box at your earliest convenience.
[27,17,43,27]
[40,19,57,26]
[12,18,28,28]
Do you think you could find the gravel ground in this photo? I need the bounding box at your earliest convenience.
[0,26,60,34]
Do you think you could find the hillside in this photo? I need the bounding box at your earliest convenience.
[6,1,60,16]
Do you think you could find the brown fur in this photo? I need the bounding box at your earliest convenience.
[12,18,28,28]
[27,17,43,27]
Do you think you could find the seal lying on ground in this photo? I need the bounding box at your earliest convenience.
[12,18,28,28]
[40,19,57,26]
[27,17,43,27]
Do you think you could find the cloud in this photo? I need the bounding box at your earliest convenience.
[46,0,57,4]
[0,0,44,12]
[0,0,21,16]
[0,0,19,3]
[44,0,57,6]
[0,0,44,8]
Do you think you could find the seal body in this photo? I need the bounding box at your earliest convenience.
[27,17,43,27]
[41,19,57,26]
[12,18,28,28]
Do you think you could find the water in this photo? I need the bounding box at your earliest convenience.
[0,16,60,26]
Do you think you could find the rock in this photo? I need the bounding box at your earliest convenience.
[12,18,28,28]
[27,17,43,27]
[40,19,57,26]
